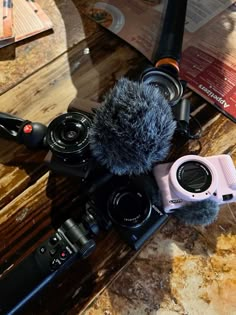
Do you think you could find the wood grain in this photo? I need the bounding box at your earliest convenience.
[0,0,99,93]
[0,1,235,315]
[0,22,149,315]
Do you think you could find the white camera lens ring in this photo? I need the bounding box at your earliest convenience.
[169,155,219,201]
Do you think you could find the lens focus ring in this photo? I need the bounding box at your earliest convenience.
[46,112,92,161]
[141,68,183,105]
[107,186,151,228]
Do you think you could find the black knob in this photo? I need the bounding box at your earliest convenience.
[78,239,96,259]
[18,122,47,149]
[62,219,96,259]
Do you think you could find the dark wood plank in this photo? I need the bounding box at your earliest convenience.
[0,1,235,315]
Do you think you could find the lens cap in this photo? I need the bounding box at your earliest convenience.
[107,185,151,228]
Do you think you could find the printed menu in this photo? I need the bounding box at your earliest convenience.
[0,0,14,46]
[80,0,236,122]
[0,0,53,48]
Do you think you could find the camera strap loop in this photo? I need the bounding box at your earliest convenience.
[0,112,26,140]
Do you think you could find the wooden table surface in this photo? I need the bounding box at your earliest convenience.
[0,1,235,315]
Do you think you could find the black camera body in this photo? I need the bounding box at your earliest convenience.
[0,217,97,315]
[89,174,168,250]
[0,174,168,315]
[43,110,96,179]
[0,102,168,250]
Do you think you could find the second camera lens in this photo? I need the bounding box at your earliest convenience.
[107,186,151,228]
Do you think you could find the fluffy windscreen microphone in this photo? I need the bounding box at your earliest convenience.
[173,200,220,226]
[89,78,176,175]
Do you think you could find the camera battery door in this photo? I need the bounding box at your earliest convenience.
[153,161,179,213]
[0,219,95,315]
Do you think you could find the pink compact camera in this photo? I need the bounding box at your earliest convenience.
[153,154,236,213]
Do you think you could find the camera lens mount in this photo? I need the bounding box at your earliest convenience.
[107,185,152,228]
[46,112,92,162]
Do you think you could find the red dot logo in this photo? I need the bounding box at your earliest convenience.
[23,124,33,134]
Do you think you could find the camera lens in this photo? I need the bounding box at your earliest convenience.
[107,186,151,228]
[177,161,212,193]
[60,122,84,143]
[46,112,92,162]
[141,69,183,105]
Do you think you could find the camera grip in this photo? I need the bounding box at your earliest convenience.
[0,111,47,149]
[0,250,56,315]
[0,219,95,314]
[155,0,188,63]
[0,112,26,140]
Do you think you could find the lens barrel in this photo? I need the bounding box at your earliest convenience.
[141,68,183,105]
[46,112,92,162]
[177,161,212,193]
[107,185,152,228]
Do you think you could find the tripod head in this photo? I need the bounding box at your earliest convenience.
[0,112,47,149]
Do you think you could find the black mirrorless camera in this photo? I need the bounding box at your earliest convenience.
[89,174,168,250]
[0,107,97,179]
[0,173,167,314]
[0,103,168,314]
[44,110,95,178]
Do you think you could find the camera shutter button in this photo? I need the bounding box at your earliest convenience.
[59,249,69,260]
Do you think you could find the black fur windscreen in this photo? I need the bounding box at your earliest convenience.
[89,78,176,175]
[173,199,220,226]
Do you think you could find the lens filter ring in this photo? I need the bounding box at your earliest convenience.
[107,185,152,229]
[169,155,218,201]
[141,68,183,105]
[46,112,92,161]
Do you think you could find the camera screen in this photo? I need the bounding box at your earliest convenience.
[177,161,212,193]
